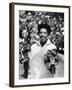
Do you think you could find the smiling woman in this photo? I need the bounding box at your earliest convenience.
[38,23,51,46]
[29,23,57,78]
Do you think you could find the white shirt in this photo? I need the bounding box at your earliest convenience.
[28,39,57,78]
[29,39,56,60]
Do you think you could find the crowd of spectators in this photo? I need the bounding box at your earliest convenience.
[19,10,64,63]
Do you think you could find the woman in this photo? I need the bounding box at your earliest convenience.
[29,23,63,79]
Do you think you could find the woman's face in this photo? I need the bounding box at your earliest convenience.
[39,28,48,43]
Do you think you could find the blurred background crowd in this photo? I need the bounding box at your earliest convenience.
[19,10,64,63]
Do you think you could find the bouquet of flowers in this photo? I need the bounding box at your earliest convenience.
[44,49,59,75]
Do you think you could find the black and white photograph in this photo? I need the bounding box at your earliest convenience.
[9,3,70,87]
[19,10,64,79]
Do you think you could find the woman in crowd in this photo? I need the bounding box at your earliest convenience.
[29,23,59,79]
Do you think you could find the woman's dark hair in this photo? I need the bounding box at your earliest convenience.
[38,23,51,35]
